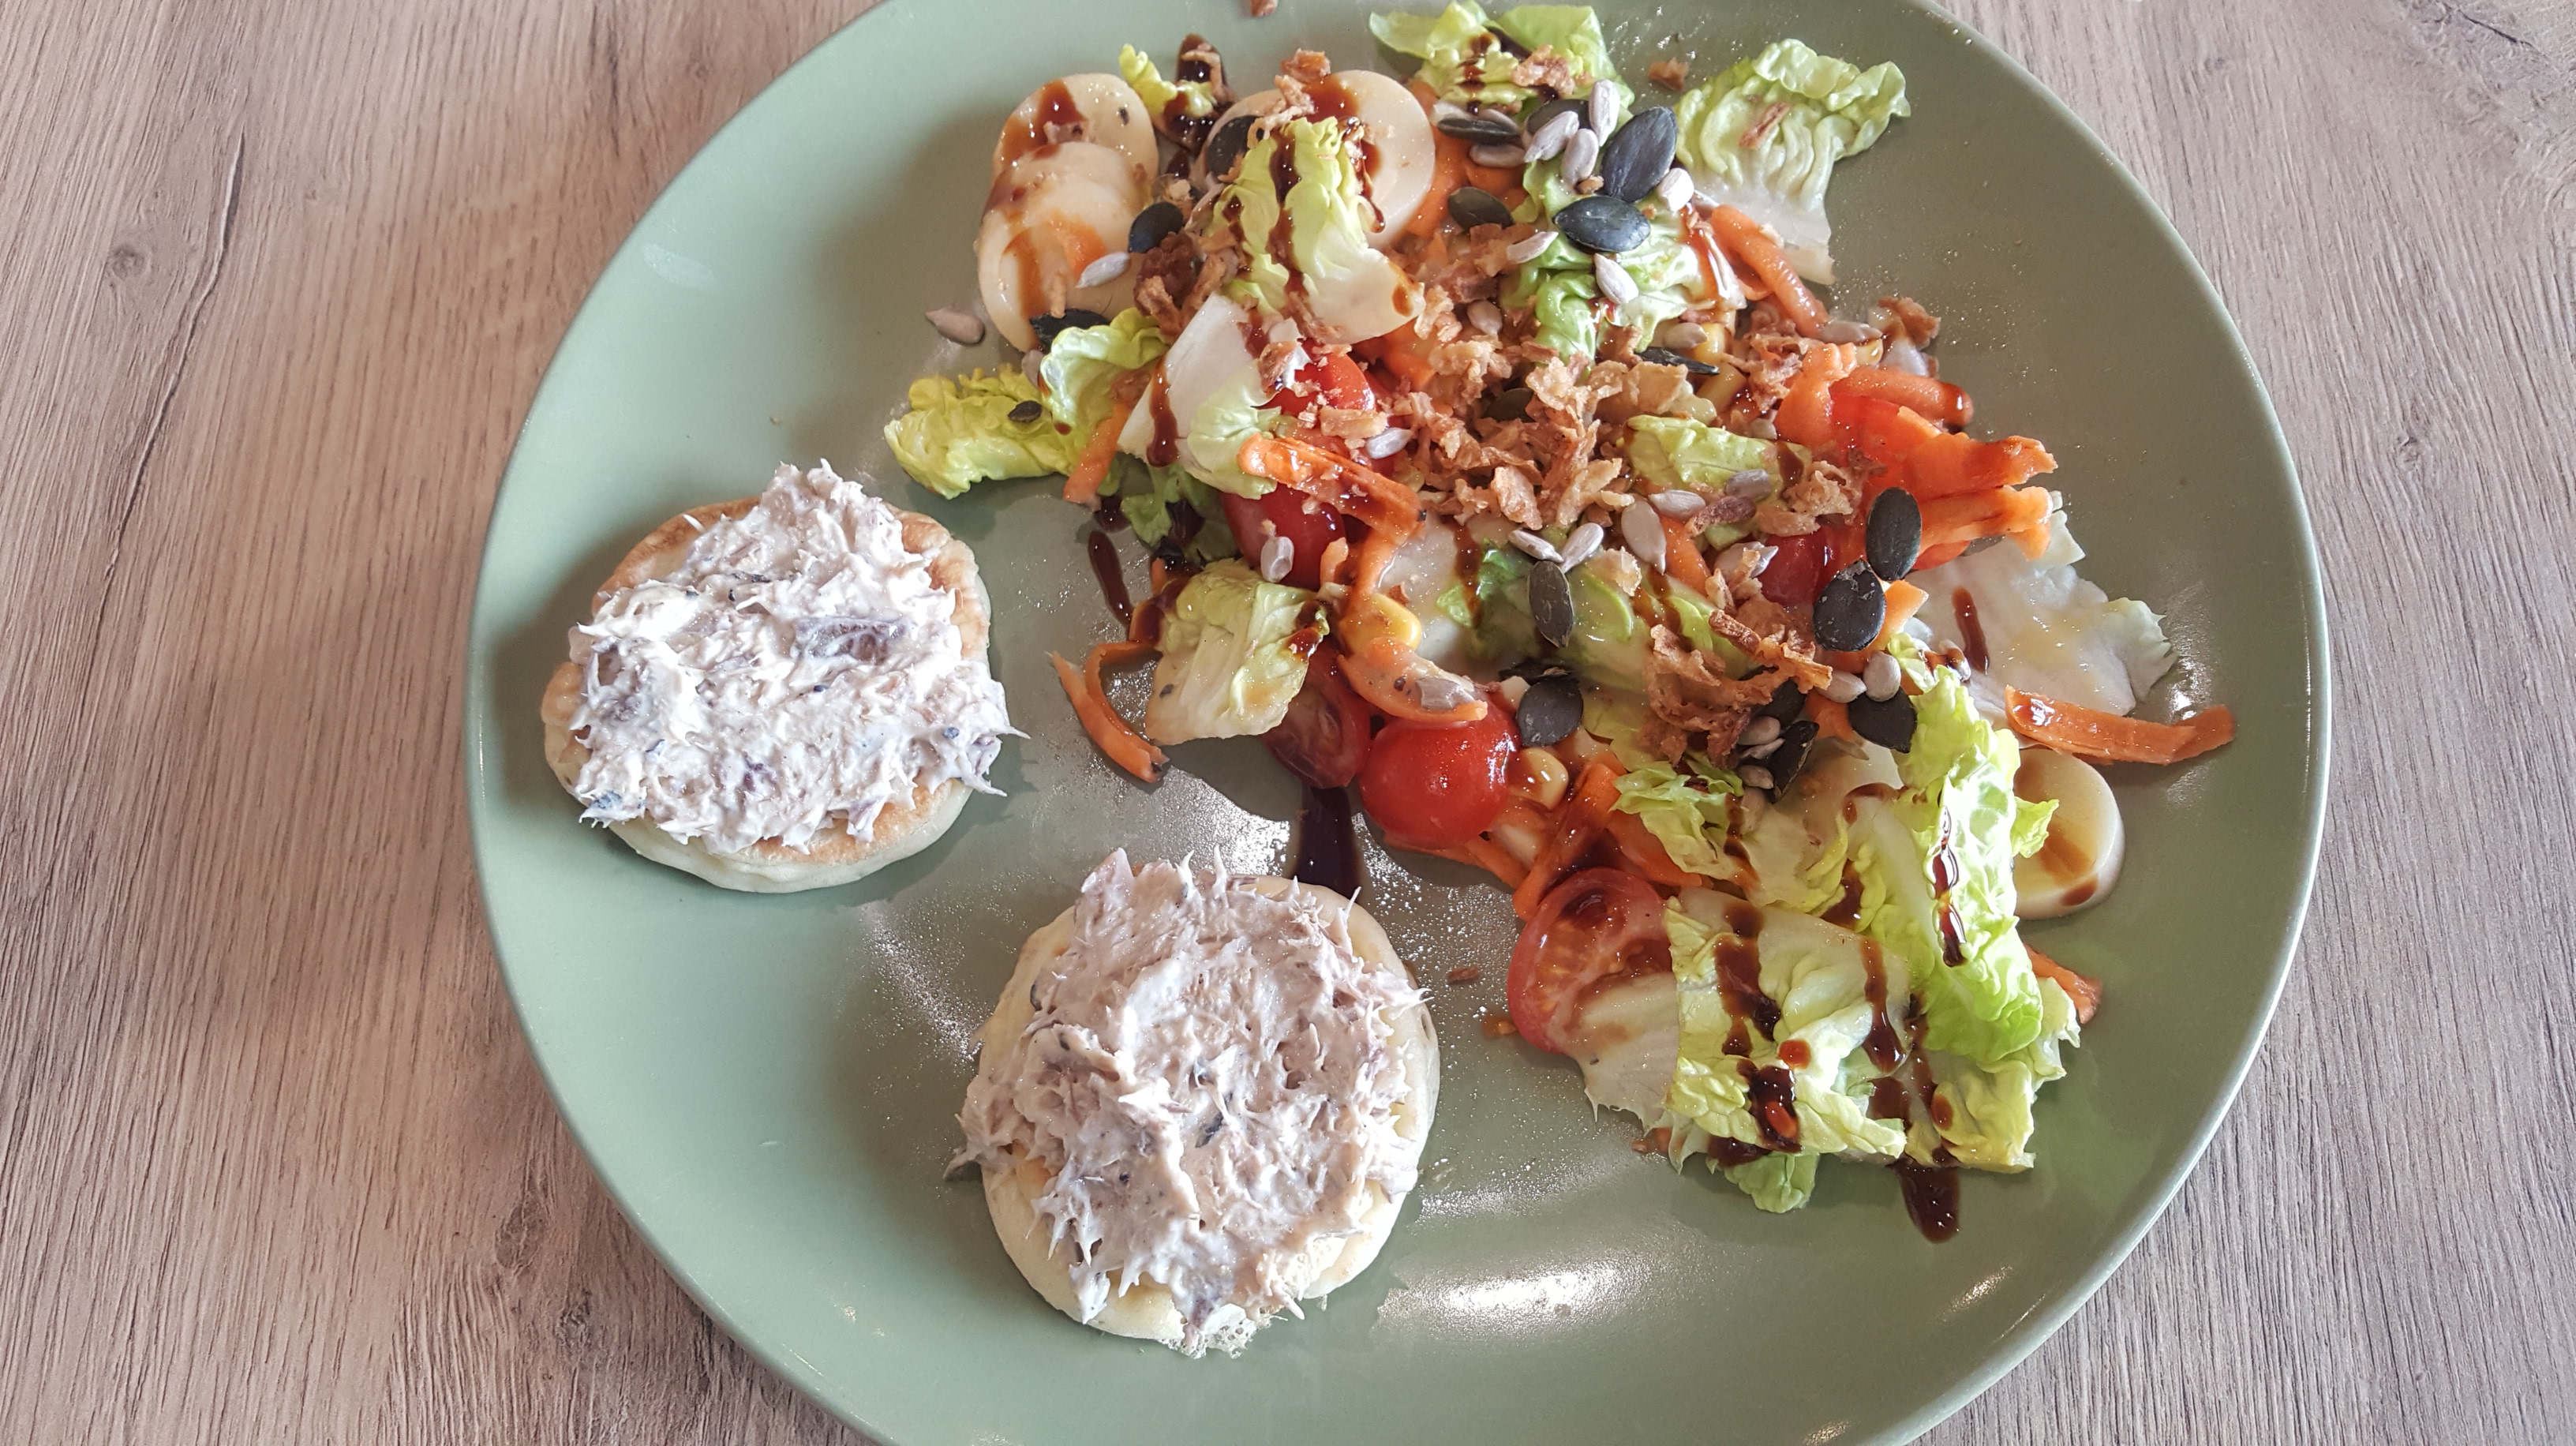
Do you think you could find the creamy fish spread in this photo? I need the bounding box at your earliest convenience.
[954,852,1425,1354]
[567,463,1013,854]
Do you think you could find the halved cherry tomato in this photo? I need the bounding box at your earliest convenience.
[1506,869,1673,1053]
[1262,652,1376,789]
[1294,351,1376,411]
[1358,707,1518,849]
[1221,488,1346,590]
[1760,530,1830,607]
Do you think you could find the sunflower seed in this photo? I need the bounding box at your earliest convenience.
[925,308,986,346]
[1744,737,1784,759]
[1599,107,1679,203]
[1416,672,1481,713]
[1864,650,1904,701]
[1529,560,1575,647]
[1717,541,1775,579]
[1508,529,1562,564]
[1617,500,1665,571]
[1467,300,1504,335]
[1739,416,1778,440]
[1739,714,1783,748]
[1364,425,1413,459]
[1515,672,1583,745]
[1707,495,1755,524]
[1883,339,1931,376]
[1437,111,1523,144]
[1448,185,1514,230]
[1076,251,1131,288]
[1812,563,1887,652]
[1739,763,1775,791]
[1431,100,1470,125]
[1866,487,1923,581]
[1655,165,1694,212]
[1559,521,1604,570]
[1560,127,1600,183]
[1657,320,1707,350]
[1504,228,1559,264]
[1127,200,1185,254]
[1470,142,1527,167]
[1649,489,1704,517]
[1593,253,1638,305]
[1818,317,1880,344]
[1588,80,1618,134]
[1726,467,1773,499]
[1847,690,1917,751]
[1008,399,1042,424]
[1524,108,1581,160]
[1822,669,1866,703]
[1638,345,1718,376]
[1260,534,1296,583]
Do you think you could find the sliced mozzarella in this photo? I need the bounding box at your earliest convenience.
[991,73,1158,195]
[2012,746,2125,918]
[1561,971,1679,1122]
[977,141,1141,350]
[1377,519,1473,675]
[1208,74,1438,246]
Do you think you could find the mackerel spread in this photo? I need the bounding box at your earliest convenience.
[567,463,1013,854]
[955,852,1425,1354]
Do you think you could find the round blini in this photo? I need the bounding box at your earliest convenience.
[538,496,994,893]
[970,878,1439,1354]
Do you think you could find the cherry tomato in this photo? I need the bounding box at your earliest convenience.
[1760,530,1830,607]
[1357,708,1518,849]
[1220,488,1346,590]
[1263,652,1376,789]
[1506,869,1674,1054]
[1285,350,1376,411]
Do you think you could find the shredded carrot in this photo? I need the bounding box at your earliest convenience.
[1912,540,1969,571]
[1355,328,1436,390]
[2024,946,2102,1025]
[1805,692,1858,744]
[1604,809,1702,886]
[1708,205,1824,337]
[1236,433,1423,539]
[1316,535,1353,588]
[1050,644,1166,784]
[1873,579,1926,650]
[1413,133,1472,238]
[1676,206,1731,307]
[1776,343,1858,449]
[1659,512,1713,594]
[1061,381,1141,504]
[1919,485,2053,552]
[1512,762,1619,920]
[2005,687,2237,767]
[1834,367,1972,428]
[1347,526,1401,600]
[1905,433,2057,500]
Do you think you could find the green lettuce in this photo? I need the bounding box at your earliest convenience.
[1626,417,1781,495]
[1914,973,2081,1171]
[1106,458,1241,564]
[1612,762,1739,877]
[1215,120,1416,343]
[882,369,1076,499]
[1672,40,1909,284]
[1180,365,1283,500]
[1141,561,1318,744]
[1505,203,1709,356]
[1368,2,1622,110]
[1039,309,1167,434]
[1118,45,1220,122]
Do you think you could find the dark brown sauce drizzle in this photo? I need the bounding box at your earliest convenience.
[1084,529,1132,627]
[1893,1159,1961,1242]
[1266,140,1307,305]
[1291,784,1363,899]
[1860,938,1900,1071]
[1715,901,1777,1056]
[1952,587,1989,674]
[1823,863,1864,927]
[1144,377,1179,467]
[995,80,1080,167]
[1741,1061,1802,1152]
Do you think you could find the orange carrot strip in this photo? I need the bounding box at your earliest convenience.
[1805,693,1858,744]
[1348,526,1402,601]
[1708,205,1825,337]
[1413,133,1472,238]
[1316,536,1354,589]
[1776,343,1858,449]
[1061,385,1140,504]
[1912,540,1969,571]
[1904,432,2057,499]
[1237,433,1424,539]
[1659,512,1713,594]
[2025,946,2102,1025]
[2004,686,2237,767]
[1512,762,1620,920]
[1604,809,1703,886]
[1919,485,2052,549]
[1872,579,1926,651]
[1833,367,1972,428]
[1050,644,1166,783]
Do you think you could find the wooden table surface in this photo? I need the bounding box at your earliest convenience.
[5,0,2570,1440]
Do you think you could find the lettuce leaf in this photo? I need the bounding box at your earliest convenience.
[1625,417,1784,498]
[1215,120,1417,343]
[1110,457,1241,564]
[882,369,1078,499]
[1612,762,1740,877]
[1369,2,1622,110]
[1672,40,1909,284]
[1142,561,1318,744]
[1908,515,2174,717]
[1038,309,1168,434]
[1505,196,1709,357]
[1119,45,1220,122]
[1913,975,2081,1171]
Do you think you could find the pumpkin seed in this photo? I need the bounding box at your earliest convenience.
[1638,345,1718,376]
[1866,487,1922,581]
[1529,560,1574,648]
[1515,673,1582,745]
[1008,399,1042,424]
[1127,200,1185,254]
[1028,309,1110,350]
[1447,185,1514,230]
[1756,677,1806,725]
[1436,111,1522,144]
[1556,195,1649,254]
[1847,690,1917,752]
[1204,114,1257,181]
[1487,386,1534,421]
[1765,717,1818,792]
[1811,562,1886,652]
[1598,107,1679,203]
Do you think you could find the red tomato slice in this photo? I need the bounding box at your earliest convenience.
[1507,869,1674,1054]
[1760,530,1830,607]
[1220,487,1346,590]
[1285,351,1376,412]
[1357,708,1518,849]
[1262,652,1376,789]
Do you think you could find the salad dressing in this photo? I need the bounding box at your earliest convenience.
[996,80,1084,169]
[1085,528,1133,626]
[1291,783,1364,897]
[1950,586,1990,673]
[1860,938,1900,1071]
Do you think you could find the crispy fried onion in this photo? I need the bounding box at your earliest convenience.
[1642,626,1787,759]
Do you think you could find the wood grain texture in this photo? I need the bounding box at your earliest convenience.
[0,0,2564,1441]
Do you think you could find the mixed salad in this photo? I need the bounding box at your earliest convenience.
[887,4,2235,1234]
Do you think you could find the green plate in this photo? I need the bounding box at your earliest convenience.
[464,1,2327,1440]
